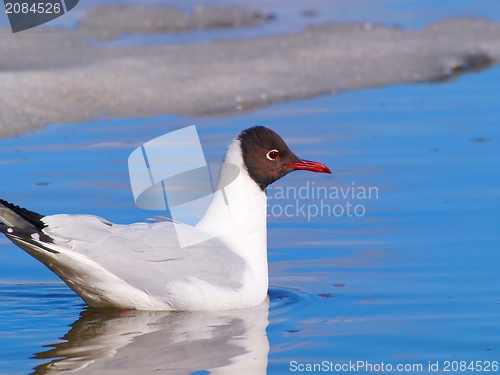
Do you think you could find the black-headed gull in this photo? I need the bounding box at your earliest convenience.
[0,126,330,310]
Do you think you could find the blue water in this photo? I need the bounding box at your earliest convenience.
[1,68,500,374]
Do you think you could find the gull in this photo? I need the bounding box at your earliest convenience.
[0,126,330,310]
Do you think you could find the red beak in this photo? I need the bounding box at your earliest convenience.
[285,159,331,174]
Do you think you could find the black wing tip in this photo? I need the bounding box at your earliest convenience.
[0,198,45,230]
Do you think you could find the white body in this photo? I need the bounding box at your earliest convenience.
[12,139,269,311]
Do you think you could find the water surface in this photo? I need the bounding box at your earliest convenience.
[0,66,499,374]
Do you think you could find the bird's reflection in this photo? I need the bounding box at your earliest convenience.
[33,300,269,375]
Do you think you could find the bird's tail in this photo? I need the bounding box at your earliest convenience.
[0,199,45,230]
[0,199,60,261]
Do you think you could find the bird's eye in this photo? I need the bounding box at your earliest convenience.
[266,149,280,161]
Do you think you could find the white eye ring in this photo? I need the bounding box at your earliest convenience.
[266,149,280,161]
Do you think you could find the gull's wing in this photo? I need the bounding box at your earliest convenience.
[5,214,247,310]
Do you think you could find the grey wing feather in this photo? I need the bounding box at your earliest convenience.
[41,215,246,298]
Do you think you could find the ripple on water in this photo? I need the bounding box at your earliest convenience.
[269,286,316,310]
[0,283,83,373]
[0,283,82,310]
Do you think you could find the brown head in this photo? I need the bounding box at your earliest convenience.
[238,126,331,190]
